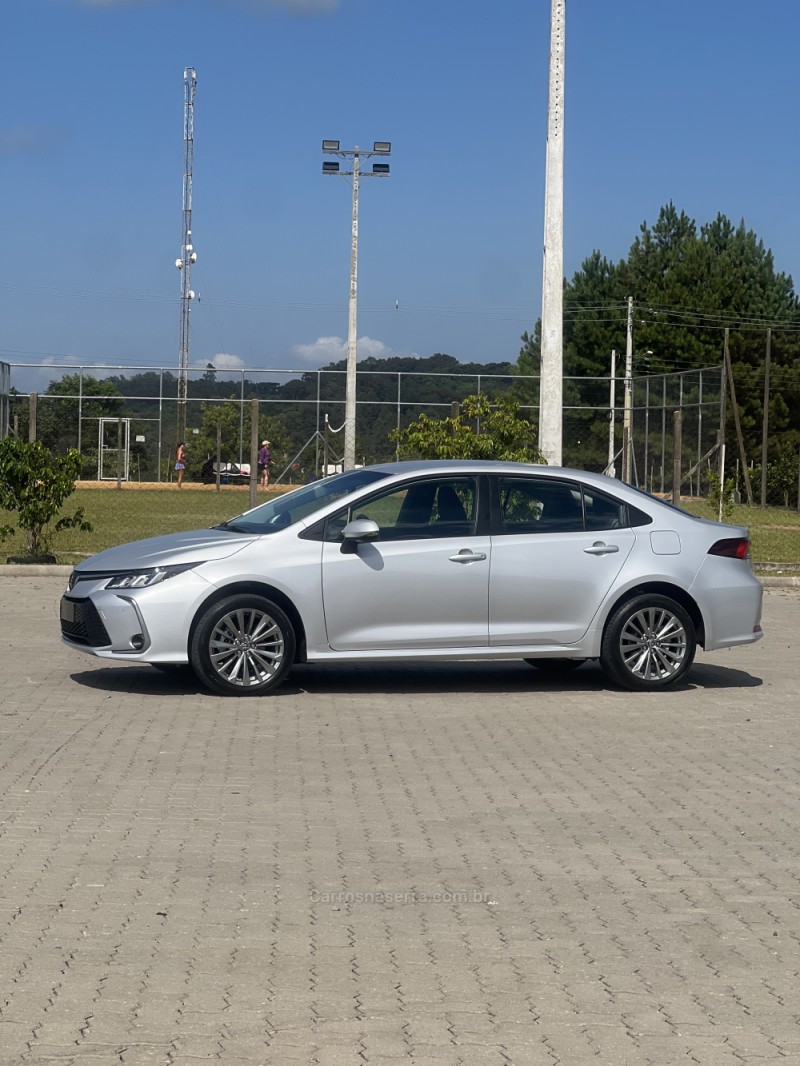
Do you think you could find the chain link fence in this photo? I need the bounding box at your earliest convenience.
[5,362,723,493]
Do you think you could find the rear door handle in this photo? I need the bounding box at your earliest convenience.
[449,549,487,564]
[583,542,619,556]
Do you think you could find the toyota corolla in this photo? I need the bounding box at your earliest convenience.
[60,461,763,696]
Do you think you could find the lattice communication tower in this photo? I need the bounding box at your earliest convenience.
[175,66,197,443]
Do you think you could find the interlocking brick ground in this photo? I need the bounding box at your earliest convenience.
[0,575,798,1065]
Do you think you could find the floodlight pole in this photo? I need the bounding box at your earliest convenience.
[322,141,391,471]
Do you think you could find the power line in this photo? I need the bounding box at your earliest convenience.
[3,274,800,335]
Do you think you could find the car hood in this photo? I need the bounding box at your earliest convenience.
[75,528,258,573]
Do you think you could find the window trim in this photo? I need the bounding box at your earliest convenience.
[309,473,490,544]
[490,474,584,536]
[488,475,649,535]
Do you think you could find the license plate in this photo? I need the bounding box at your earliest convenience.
[60,598,75,623]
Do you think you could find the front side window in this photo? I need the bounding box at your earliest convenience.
[325,477,478,542]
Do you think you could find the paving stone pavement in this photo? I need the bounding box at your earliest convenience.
[0,575,799,1066]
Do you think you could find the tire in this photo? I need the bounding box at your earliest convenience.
[190,594,295,697]
[524,658,586,673]
[601,594,696,690]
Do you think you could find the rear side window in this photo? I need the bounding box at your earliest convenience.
[583,489,627,531]
[495,477,652,535]
[497,477,584,534]
[583,488,651,530]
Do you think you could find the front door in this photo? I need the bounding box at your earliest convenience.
[321,476,490,652]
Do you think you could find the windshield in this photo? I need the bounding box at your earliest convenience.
[215,468,389,534]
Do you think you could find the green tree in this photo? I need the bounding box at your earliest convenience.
[511,329,540,413]
[275,353,517,465]
[10,374,124,461]
[392,394,544,462]
[517,202,800,464]
[42,373,124,450]
[752,440,800,508]
[0,439,92,557]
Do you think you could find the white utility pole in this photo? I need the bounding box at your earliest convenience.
[607,349,616,476]
[176,67,197,445]
[539,0,566,466]
[322,140,391,471]
[622,295,634,483]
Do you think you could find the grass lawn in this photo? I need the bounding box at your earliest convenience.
[681,499,800,569]
[0,486,274,563]
[1,485,799,568]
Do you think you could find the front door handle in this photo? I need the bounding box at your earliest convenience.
[449,549,487,564]
[583,542,619,556]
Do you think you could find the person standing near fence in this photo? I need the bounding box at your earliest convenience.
[175,442,187,489]
[258,440,270,489]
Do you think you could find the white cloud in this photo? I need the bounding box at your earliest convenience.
[291,335,391,365]
[201,353,246,371]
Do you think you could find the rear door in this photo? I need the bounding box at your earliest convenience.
[488,476,635,646]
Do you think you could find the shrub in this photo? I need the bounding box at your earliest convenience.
[0,439,93,557]
[392,393,545,463]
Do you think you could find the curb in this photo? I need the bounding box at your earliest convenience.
[2,565,73,577]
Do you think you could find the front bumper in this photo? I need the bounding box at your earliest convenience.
[60,570,214,662]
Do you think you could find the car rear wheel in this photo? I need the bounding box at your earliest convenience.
[524,658,586,673]
[601,594,695,690]
[190,594,295,696]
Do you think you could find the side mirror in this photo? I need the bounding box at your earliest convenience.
[342,518,380,542]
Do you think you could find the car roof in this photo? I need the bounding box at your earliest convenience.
[361,460,705,516]
[367,459,625,488]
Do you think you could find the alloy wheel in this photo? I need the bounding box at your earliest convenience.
[209,606,286,689]
[618,605,688,683]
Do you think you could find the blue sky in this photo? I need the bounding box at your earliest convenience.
[3,0,800,390]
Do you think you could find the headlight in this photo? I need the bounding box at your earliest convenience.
[105,563,200,589]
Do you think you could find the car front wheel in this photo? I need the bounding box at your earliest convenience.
[190,594,295,696]
[601,594,696,690]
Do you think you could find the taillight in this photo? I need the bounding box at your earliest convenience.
[708,537,750,560]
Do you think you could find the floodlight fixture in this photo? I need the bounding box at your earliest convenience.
[322,161,340,174]
[322,139,340,152]
[372,141,391,154]
[372,163,390,175]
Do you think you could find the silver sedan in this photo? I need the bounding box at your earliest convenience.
[60,461,763,696]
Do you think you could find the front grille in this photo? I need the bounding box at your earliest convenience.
[60,598,112,647]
